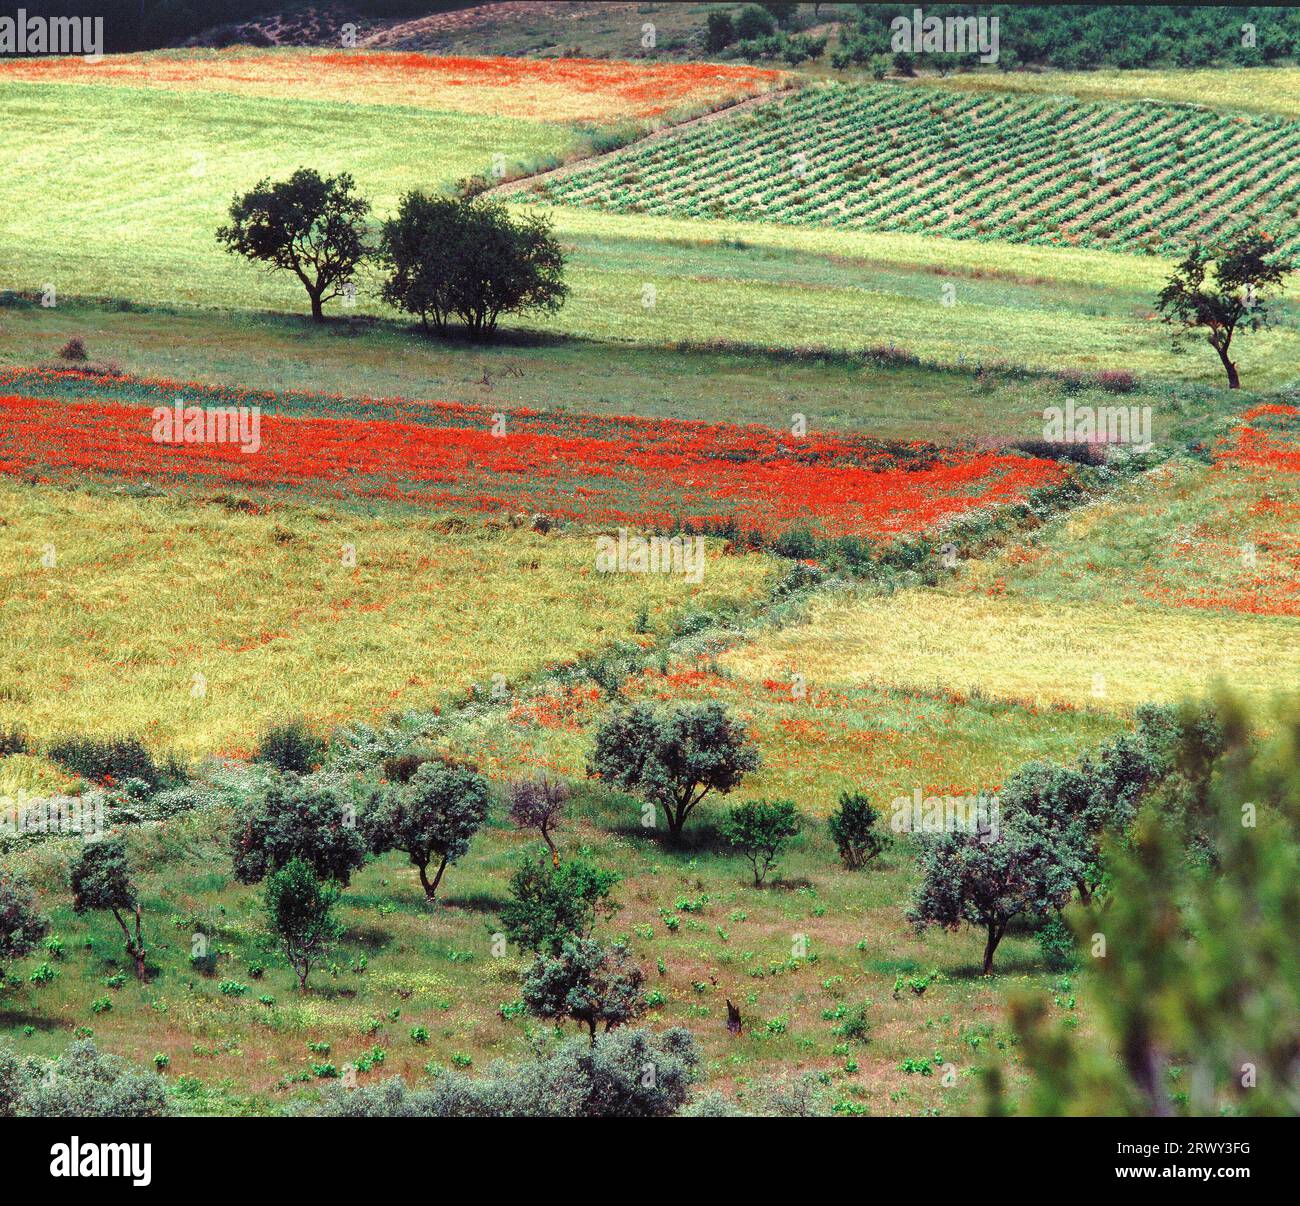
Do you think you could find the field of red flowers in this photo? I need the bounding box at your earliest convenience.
[0,48,784,122]
[0,370,1068,544]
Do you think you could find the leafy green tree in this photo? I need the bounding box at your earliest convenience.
[231,773,368,886]
[362,759,491,901]
[828,791,891,870]
[0,868,48,984]
[70,837,148,980]
[377,191,463,333]
[521,938,646,1043]
[722,799,802,886]
[991,694,1300,1116]
[735,4,775,39]
[704,9,736,51]
[1,1039,171,1118]
[379,194,567,339]
[499,851,619,955]
[264,858,343,992]
[907,815,1075,975]
[217,167,370,322]
[589,701,760,839]
[1156,232,1294,388]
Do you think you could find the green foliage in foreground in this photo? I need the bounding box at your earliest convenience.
[991,693,1300,1116]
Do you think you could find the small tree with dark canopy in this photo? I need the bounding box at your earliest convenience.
[499,851,619,955]
[379,193,567,339]
[828,791,891,870]
[264,858,342,992]
[521,937,646,1044]
[362,759,491,901]
[508,775,570,863]
[722,799,802,886]
[217,168,370,322]
[0,869,48,983]
[588,701,760,839]
[70,838,148,980]
[231,773,368,887]
[1156,232,1293,389]
[907,815,1075,975]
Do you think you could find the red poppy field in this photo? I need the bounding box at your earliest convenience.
[0,370,1070,544]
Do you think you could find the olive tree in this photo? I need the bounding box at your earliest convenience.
[521,938,646,1044]
[231,772,368,887]
[499,851,619,955]
[907,815,1074,975]
[70,837,148,980]
[362,760,491,901]
[589,701,760,839]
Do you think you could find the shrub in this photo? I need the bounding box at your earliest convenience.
[253,717,324,773]
[721,799,802,886]
[828,791,891,870]
[309,1026,701,1118]
[499,851,619,955]
[46,734,163,790]
[58,337,88,361]
[1,1039,171,1118]
[0,725,29,757]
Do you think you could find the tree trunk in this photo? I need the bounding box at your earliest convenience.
[1213,339,1240,389]
[982,921,1004,975]
[112,907,147,980]
[308,289,325,322]
[418,856,449,901]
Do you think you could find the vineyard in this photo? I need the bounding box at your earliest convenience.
[537,83,1300,255]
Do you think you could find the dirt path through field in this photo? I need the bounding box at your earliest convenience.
[482,86,793,198]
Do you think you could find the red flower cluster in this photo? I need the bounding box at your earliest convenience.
[0,377,1067,543]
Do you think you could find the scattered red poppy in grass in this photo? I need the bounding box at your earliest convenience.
[0,377,1069,544]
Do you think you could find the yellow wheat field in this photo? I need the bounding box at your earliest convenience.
[722,587,1300,713]
[0,480,775,758]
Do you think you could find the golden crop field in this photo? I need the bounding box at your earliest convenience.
[0,478,776,759]
[722,586,1300,713]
